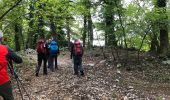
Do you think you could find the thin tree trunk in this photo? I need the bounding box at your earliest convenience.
[26,4,34,49]
[38,16,44,38]
[14,23,21,51]
[83,15,87,47]
[50,16,57,41]
[66,18,71,47]
[85,0,93,49]
[87,14,93,49]
[138,25,151,61]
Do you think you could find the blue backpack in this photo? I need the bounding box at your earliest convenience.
[49,41,58,55]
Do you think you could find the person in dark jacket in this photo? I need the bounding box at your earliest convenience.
[36,37,47,76]
[0,30,23,100]
[70,39,84,76]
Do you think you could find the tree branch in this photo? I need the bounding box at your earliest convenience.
[0,0,22,21]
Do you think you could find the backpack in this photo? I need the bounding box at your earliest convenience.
[74,41,82,56]
[36,39,45,53]
[49,41,58,55]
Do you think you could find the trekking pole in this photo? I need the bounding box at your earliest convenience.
[15,75,31,100]
[8,61,31,100]
[8,63,24,100]
[15,76,24,100]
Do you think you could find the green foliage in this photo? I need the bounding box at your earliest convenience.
[0,0,169,51]
[125,4,139,17]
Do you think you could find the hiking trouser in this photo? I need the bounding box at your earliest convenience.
[49,54,58,71]
[0,81,14,100]
[36,53,47,75]
[73,56,84,74]
[46,54,50,68]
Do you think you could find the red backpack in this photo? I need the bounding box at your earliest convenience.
[36,39,45,53]
[74,41,82,56]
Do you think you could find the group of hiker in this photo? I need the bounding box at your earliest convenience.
[0,30,84,100]
[35,36,84,77]
[35,37,59,76]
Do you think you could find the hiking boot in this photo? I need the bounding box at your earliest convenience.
[80,71,84,76]
[43,72,47,75]
[74,72,78,75]
[55,66,58,70]
[50,67,54,72]
[35,73,39,77]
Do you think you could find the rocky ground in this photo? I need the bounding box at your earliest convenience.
[8,48,170,100]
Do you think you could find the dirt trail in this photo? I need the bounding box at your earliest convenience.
[11,51,169,100]
[12,52,118,100]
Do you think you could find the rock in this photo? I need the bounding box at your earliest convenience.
[128,86,134,89]
[115,79,119,82]
[124,96,129,100]
[63,95,72,100]
[162,60,170,65]
[116,70,121,74]
[117,64,121,68]
[113,85,117,88]
[108,65,111,67]
[87,63,95,67]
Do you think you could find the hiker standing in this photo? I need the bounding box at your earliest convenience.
[0,30,23,100]
[48,39,59,71]
[70,39,84,76]
[36,37,47,76]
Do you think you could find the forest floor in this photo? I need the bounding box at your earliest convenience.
[9,48,170,100]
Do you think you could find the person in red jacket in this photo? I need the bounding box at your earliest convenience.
[70,39,84,76]
[0,30,23,100]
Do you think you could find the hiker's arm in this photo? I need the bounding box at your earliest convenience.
[6,47,23,64]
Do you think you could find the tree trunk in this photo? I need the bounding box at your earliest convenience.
[105,15,116,46]
[83,15,87,47]
[159,27,169,54]
[84,0,93,49]
[26,4,34,49]
[66,18,71,47]
[157,0,169,55]
[38,16,44,38]
[50,16,57,41]
[104,1,117,47]
[87,14,93,49]
[14,23,21,51]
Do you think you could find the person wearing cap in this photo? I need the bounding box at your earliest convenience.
[0,30,23,100]
[70,39,84,76]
